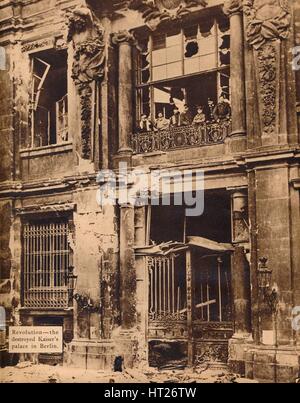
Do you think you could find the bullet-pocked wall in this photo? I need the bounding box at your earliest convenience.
[73,187,120,340]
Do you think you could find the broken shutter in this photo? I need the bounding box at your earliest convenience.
[31,57,50,111]
[56,94,68,143]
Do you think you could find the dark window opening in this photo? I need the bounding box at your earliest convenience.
[29,49,69,148]
[148,190,232,324]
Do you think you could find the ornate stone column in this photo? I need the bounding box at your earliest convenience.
[224,1,246,150]
[230,189,251,334]
[112,31,134,162]
[228,187,251,373]
[231,189,249,245]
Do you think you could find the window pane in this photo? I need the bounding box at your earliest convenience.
[152,48,167,66]
[198,35,216,56]
[152,65,167,81]
[166,62,182,78]
[184,57,200,75]
[166,45,182,63]
[154,86,172,117]
[153,34,166,50]
[199,53,217,72]
[166,30,181,47]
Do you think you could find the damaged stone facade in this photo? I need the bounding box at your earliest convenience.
[0,0,300,383]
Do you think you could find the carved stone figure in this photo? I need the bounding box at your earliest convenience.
[244,0,291,49]
[67,6,106,159]
[129,0,207,29]
[68,6,105,84]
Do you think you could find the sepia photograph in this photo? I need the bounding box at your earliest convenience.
[0,0,300,387]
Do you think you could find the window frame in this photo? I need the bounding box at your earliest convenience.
[29,49,69,150]
[21,216,74,309]
[135,16,230,125]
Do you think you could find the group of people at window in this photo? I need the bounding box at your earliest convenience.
[137,94,231,134]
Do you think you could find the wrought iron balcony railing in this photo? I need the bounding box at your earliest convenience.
[131,119,231,154]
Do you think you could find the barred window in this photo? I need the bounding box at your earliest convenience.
[23,219,73,309]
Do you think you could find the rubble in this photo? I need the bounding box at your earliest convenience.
[0,363,258,383]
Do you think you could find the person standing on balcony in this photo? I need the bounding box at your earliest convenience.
[170,107,182,127]
[213,94,231,122]
[193,105,206,126]
[155,112,170,131]
[138,114,153,132]
[180,104,193,126]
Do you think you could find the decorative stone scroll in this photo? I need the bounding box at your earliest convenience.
[243,0,291,139]
[129,0,207,30]
[111,30,136,46]
[223,0,243,16]
[67,6,106,159]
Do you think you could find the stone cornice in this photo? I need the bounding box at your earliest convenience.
[0,174,100,198]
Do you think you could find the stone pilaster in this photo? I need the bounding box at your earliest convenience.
[112,31,134,164]
[119,203,136,329]
[243,0,297,146]
[134,206,147,361]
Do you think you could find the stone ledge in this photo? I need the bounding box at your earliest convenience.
[20,142,73,158]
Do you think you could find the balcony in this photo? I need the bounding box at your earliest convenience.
[130,119,231,154]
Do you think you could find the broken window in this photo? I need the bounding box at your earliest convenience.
[135,13,230,127]
[29,49,69,148]
[146,191,232,324]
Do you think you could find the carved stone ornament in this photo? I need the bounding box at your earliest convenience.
[111,30,136,45]
[256,42,278,135]
[223,0,243,16]
[243,0,291,50]
[129,0,207,30]
[67,5,106,159]
[21,39,54,53]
